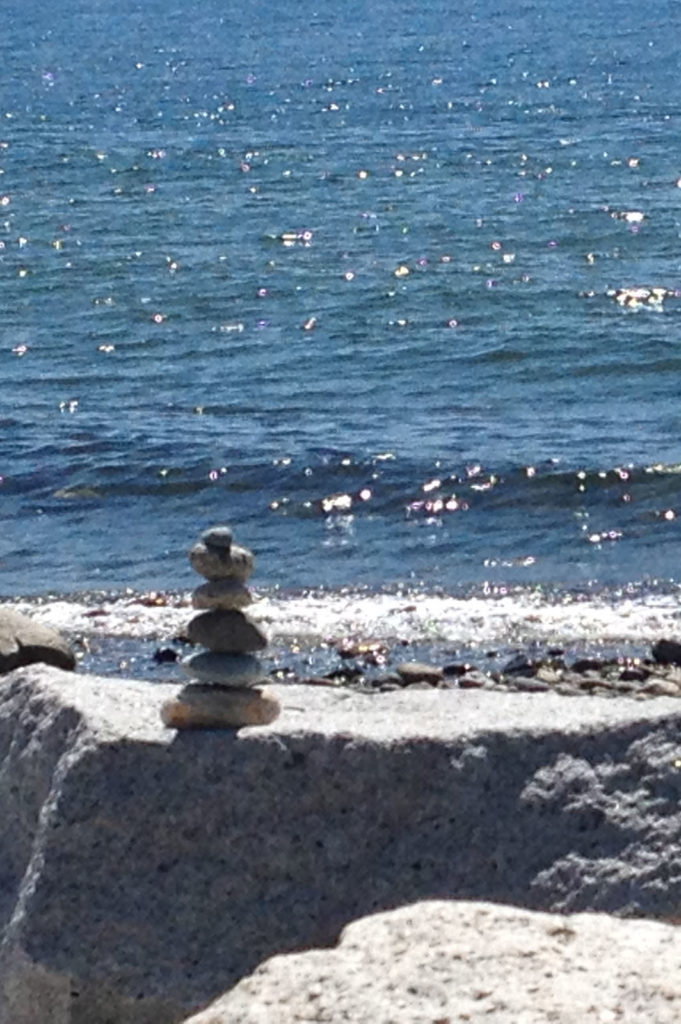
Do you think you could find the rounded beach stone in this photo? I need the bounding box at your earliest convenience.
[181,651,265,687]
[0,607,76,673]
[192,578,253,612]
[395,661,445,686]
[458,670,489,689]
[187,609,267,653]
[189,541,254,582]
[161,684,280,730]
[200,525,233,551]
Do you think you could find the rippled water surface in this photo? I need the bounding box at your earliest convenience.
[3,0,681,623]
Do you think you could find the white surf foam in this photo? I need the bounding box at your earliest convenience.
[11,586,681,655]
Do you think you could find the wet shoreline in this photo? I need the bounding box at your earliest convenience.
[5,588,681,697]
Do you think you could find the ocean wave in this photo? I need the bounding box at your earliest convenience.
[12,581,681,653]
[5,451,681,520]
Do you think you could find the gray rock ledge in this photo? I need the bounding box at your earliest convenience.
[3,668,681,1022]
[182,900,681,1024]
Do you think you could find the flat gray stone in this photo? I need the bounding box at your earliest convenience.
[0,607,75,674]
[188,542,254,583]
[181,651,265,686]
[186,610,267,653]
[183,900,681,1024]
[191,579,253,612]
[3,670,681,1021]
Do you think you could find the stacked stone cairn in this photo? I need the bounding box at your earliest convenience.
[161,525,281,730]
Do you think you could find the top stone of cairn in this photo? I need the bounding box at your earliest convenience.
[201,525,233,550]
[189,530,254,582]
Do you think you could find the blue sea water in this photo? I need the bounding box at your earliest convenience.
[4,0,681,660]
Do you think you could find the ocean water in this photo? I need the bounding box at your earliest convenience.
[4,0,681,674]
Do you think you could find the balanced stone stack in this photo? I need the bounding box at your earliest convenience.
[161,525,280,730]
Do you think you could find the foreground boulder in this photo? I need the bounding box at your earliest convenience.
[0,607,75,673]
[183,900,681,1023]
[3,668,681,1022]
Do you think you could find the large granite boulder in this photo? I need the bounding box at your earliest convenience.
[0,607,75,673]
[182,899,681,1023]
[2,668,681,1022]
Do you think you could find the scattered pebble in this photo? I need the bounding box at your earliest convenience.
[153,646,178,664]
[395,661,445,686]
[276,641,681,701]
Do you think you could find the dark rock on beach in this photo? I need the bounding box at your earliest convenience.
[325,664,364,682]
[501,653,537,676]
[619,665,650,682]
[153,646,179,664]
[652,638,681,666]
[571,657,610,674]
[442,661,475,677]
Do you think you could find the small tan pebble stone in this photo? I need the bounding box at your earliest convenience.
[181,651,266,687]
[189,541,254,582]
[642,677,681,697]
[665,667,681,686]
[161,685,280,729]
[192,578,253,611]
[187,609,267,653]
[536,666,563,685]
[395,661,445,686]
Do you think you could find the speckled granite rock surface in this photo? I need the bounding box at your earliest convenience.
[181,900,681,1024]
[2,667,681,1022]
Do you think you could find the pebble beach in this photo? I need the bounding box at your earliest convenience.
[10,582,681,704]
